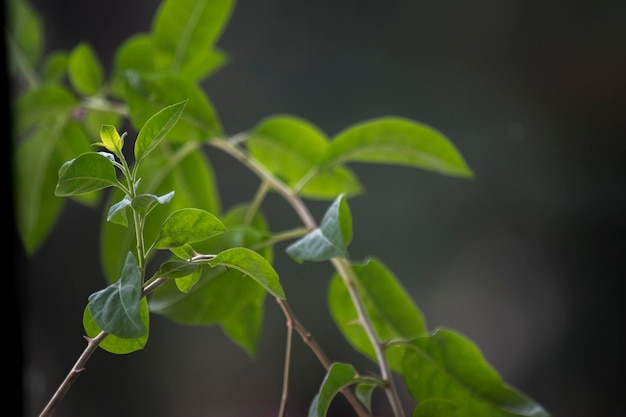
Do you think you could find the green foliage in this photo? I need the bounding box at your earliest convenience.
[9,0,550,416]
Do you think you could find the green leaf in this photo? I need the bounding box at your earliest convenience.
[83,298,150,354]
[13,85,76,135]
[87,252,146,339]
[107,196,131,226]
[55,152,119,196]
[174,268,202,293]
[68,42,103,96]
[247,114,329,184]
[413,399,458,417]
[124,73,222,140]
[399,329,550,417]
[42,51,69,82]
[131,191,175,216]
[300,165,363,200]
[98,125,124,155]
[149,205,271,356]
[324,117,473,178]
[155,260,201,279]
[208,247,284,299]
[6,0,43,78]
[328,257,428,371]
[355,384,376,413]
[152,0,234,74]
[308,362,381,417]
[286,194,352,262]
[134,100,188,162]
[101,145,221,282]
[153,208,226,249]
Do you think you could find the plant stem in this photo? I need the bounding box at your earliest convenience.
[277,302,294,417]
[212,138,404,417]
[275,299,371,417]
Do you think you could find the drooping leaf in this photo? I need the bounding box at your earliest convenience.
[398,329,550,417]
[131,191,175,216]
[308,362,381,417]
[83,298,150,354]
[55,152,119,196]
[107,196,131,226]
[328,257,427,371]
[67,42,103,96]
[134,100,188,162]
[153,207,226,249]
[87,252,146,339]
[208,247,284,299]
[354,383,376,413]
[286,194,352,262]
[323,118,473,178]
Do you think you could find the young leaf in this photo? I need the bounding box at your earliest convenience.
[399,329,550,417]
[83,298,150,354]
[208,247,285,299]
[55,152,119,196]
[153,208,226,249]
[328,257,428,371]
[286,194,352,262]
[134,100,188,162]
[97,125,124,156]
[308,362,381,417]
[87,252,146,339]
[68,42,103,96]
[323,117,473,178]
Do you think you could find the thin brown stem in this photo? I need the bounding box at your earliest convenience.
[275,299,371,417]
[277,303,294,417]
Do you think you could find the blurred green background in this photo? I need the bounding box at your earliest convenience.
[15,0,626,416]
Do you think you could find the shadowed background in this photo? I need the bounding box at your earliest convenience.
[15,0,626,416]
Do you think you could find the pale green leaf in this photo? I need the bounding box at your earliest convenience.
[134,100,188,162]
[153,207,226,249]
[324,118,473,178]
[68,42,103,96]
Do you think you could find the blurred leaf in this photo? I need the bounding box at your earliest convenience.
[328,257,427,371]
[412,399,458,417]
[124,73,222,140]
[87,252,146,339]
[399,329,550,417]
[42,51,68,82]
[151,0,234,76]
[300,165,363,200]
[155,259,201,279]
[286,194,352,262]
[324,117,473,178]
[6,0,42,78]
[308,362,381,417]
[13,84,76,136]
[68,42,103,96]
[83,298,149,354]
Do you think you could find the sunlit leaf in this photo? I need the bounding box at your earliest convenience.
[153,208,226,249]
[134,100,188,162]
[324,118,473,178]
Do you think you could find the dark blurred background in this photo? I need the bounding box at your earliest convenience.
[15,0,626,416]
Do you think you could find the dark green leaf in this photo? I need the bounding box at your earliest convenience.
[153,207,226,249]
[208,247,284,299]
[156,260,201,279]
[399,329,550,417]
[324,118,473,178]
[134,100,188,161]
[68,42,103,96]
[308,362,381,417]
[328,257,428,371]
[87,252,146,339]
[286,194,352,262]
[413,399,458,417]
[83,298,150,354]
[55,152,119,196]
